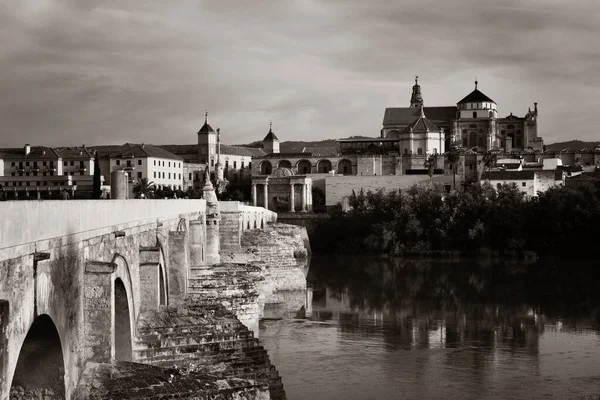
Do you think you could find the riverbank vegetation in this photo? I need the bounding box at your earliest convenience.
[312,182,600,259]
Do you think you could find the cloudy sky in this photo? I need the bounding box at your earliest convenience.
[1,0,599,147]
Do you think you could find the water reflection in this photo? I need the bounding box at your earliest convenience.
[260,256,600,400]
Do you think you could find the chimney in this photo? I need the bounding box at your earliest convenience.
[24,144,31,155]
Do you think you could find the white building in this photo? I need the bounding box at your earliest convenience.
[104,143,184,190]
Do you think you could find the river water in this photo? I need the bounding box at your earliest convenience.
[259,255,600,400]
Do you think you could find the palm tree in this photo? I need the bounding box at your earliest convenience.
[446,144,461,190]
[424,154,437,183]
[482,151,497,178]
[133,178,156,199]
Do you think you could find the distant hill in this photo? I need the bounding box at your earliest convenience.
[545,140,600,151]
[234,136,376,154]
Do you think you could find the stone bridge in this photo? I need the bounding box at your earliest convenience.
[0,191,285,399]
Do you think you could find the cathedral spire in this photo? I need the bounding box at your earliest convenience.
[410,75,423,108]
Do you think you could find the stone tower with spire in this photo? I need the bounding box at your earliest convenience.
[410,76,424,108]
[262,121,280,154]
[197,111,217,166]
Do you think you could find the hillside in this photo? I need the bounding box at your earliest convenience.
[234,136,376,154]
[545,140,600,151]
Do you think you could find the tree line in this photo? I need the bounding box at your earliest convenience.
[312,182,600,260]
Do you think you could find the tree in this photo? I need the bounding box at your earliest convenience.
[132,178,156,199]
[92,151,102,199]
[446,144,461,190]
[482,151,497,176]
[424,154,437,183]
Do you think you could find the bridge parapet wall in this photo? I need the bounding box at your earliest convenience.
[0,199,206,252]
[219,202,277,252]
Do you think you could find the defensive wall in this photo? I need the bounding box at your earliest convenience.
[0,199,302,400]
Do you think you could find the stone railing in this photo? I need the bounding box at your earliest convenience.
[0,199,207,251]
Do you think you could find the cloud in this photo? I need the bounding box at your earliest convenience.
[0,0,599,148]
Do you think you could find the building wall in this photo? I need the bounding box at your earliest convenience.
[325,175,435,207]
[489,178,535,198]
[109,157,183,190]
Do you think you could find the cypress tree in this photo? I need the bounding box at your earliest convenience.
[92,151,102,199]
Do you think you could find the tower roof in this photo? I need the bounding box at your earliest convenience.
[410,75,423,106]
[401,106,441,133]
[263,121,279,141]
[198,111,215,134]
[458,80,495,104]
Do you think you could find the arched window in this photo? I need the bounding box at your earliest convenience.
[417,148,423,155]
[317,159,332,173]
[296,160,312,174]
[277,160,292,168]
[337,159,353,175]
[473,111,477,119]
[260,161,272,175]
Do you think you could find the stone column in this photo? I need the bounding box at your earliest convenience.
[263,183,268,209]
[189,220,204,266]
[168,229,189,303]
[301,183,307,212]
[84,261,117,363]
[289,183,295,212]
[251,184,257,206]
[307,182,313,212]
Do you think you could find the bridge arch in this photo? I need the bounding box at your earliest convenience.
[10,314,66,398]
[111,254,135,361]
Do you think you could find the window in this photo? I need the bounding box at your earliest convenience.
[64,161,68,166]
[473,112,477,119]
[168,162,171,167]
[64,172,68,176]
[33,172,38,176]
[70,161,74,166]
[189,173,192,180]
[179,163,181,168]
[19,162,23,167]
[11,172,15,176]
[80,171,84,176]
[248,162,252,169]
[116,160,121,166]
[43,161,47,166]
[469,164,473,170]
[49,161,54,167]
[178,173,181,179]
[162,172,165,178]
[404,148,408,155]
[168,173,171,179]
[26,182,30,186]
[522,182,526,187]
[80,161,84,168]
[241,161,245,168]
[211,159,215,167]
[154,171,156,178]
[25,172,29,176]
[11,162,15,166]
[225,161,229,168]
[26,162,30,166]
[126,160,132,167]
[138,160,142,166]
[417,148,423,155]
[137,172,142,178]
[154,160,156,166]
[18,182,22,186]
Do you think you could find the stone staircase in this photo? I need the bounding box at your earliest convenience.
[132,264,286,400]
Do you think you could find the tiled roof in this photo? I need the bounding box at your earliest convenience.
[458,89,495,104]
[158,144,265,158]
[0,146,61,159]
[55,147,95,159]
[401,110,441,134]
[88,145,123,158]
[383,106,456,126]
[108,143,183,161]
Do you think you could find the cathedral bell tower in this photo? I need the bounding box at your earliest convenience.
[410,76,424,108]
